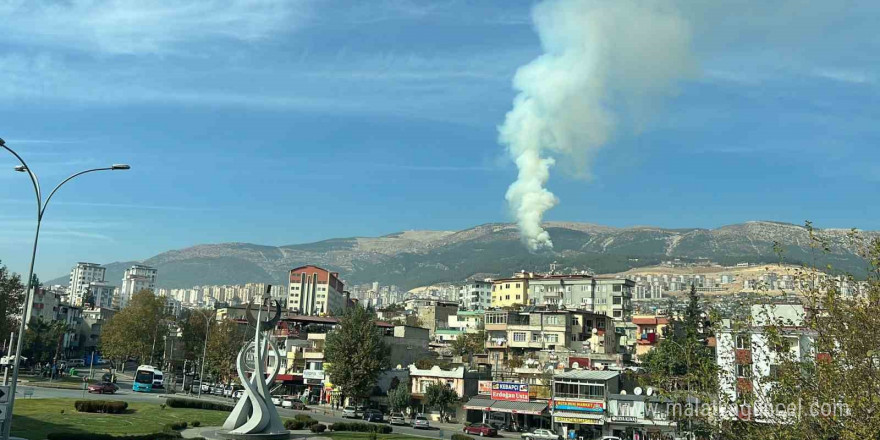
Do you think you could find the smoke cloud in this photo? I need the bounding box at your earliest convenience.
[500,0,694,250]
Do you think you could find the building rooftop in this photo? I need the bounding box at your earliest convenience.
[554,370,620,381]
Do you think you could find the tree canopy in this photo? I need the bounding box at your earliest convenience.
[100,290,168,365]
[324,306,390,403]
[424,382,458,420]
[0,262,25,348]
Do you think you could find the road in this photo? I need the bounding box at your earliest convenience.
[13,384,523,440]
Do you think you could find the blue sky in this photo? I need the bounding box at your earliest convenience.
[1,0,879,279]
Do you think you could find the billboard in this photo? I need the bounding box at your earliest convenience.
[553,399,604,413]
[491,382,529,402]
[478,381,493,395]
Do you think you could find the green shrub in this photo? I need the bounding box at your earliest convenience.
[191,421,201,427]
[47,432,182,440]
[165,398,232,411]
[331,422,392,433]
[293,414,315,423]
[453,435,476,440]
[165,421,188,431]
[73,400,128,414]
[310,424,327,433]
[283,419,303,430]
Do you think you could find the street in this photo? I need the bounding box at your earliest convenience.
[12,384,522,440]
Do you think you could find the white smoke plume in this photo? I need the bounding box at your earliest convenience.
[500,0,694,251]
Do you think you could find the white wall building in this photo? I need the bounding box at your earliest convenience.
[68,262,106,307]
[117,264,157,308]
[87,281,116,309]
[458,280,493,310]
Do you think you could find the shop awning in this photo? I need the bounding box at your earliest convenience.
[490,400,549,415]
[464,396,496,410]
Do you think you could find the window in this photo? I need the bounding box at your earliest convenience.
[735,364,751,378]
[516,283,521,288]
[513,332,527,342]
[516,295,521,300]
[572,316,580,325]
[506,295,510,300]
[506,284,510,289]
[736,334,751,350]
[613,284,622,292]
[546,315,560,325]
[768,364,780,380]
[613,310,622,318]
[545,334,558,343]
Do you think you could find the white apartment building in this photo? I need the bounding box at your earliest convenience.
[87,281,116,308]
[527,275,634,321]
[117,264,157,308]
[68,262,106,307]
[458,280,493,310]
[716,304,815,423]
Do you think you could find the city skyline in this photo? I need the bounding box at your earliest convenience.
[2,0,879,278]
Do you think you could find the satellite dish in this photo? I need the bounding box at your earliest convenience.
[646,387,654,396]
[571,362,580,369]
[621,390,627,395]
[634,387,643,396]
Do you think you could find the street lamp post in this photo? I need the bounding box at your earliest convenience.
[0,137,129,440]
[195,309,213,398]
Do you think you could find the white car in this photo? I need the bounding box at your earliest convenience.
[271,396,282,406]
[413,414,430,429]
[342,406,359,418]
[232,390,244,400]
[523,429,561,440]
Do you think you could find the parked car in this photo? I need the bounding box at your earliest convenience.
[281,397,305,410]
[363,410,384,423]
[67,359,85,367]
[342,406,360,419]
[522,429,561,440]
[271,395,282,406]
[389,413,407,425]
[87,382,118,394]
[232,390,244,400]
[412,414,430,429]
[464,423,497,437]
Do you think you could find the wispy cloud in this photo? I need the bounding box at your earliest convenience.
[812,68,875,85]
[1,0,313,55]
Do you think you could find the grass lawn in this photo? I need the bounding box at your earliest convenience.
[11,398,229,440]
[325,433,434,440]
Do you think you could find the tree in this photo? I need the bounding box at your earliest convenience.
[178,309,214,361]
[324,306,390,404]
[100,290,168,368]
[450,331,487,358]
[205,319,247,383]
[0,262,25,349]
[388,379,411,412]
[22,318,54,364]
[424,382,458,420]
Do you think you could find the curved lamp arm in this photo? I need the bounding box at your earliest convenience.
[41,165,129,219]
[0,138,42,219]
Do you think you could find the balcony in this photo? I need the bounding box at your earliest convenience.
[303,348,325,360]
[486,341,507,349]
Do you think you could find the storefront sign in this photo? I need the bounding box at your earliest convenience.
[553,400,605,413]
[554,416,602,425]
[303,370,324,380]
[491,382,529,402]
[611,415,638,423]
[478,381,493,395]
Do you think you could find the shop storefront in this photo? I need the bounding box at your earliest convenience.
[552,399,606,440]
[463,395,551,429]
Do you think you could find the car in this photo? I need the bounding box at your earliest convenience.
[281,397,305,410]
[342,406,359,419]
[67,359,85,367]
[272,396,282,406]
[389,413,407,425]
[87,382,118,394]
[232,390,244,400]
[363,410,384,423]
[600,437,622,440]
[465,423,497,437]
[412,414,430,429]
[522,429,561,440]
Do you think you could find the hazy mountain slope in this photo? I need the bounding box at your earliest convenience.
[45,221,876,290]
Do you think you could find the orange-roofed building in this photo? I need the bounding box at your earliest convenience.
[632,315,670,360]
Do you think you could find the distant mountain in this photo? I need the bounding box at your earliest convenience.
[45,221,877,290]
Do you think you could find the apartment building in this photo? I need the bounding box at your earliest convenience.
[86,282,115,309]
[79,307,117,354]
[117,264,157,309]
[417,300,459,336]
[716,303,814,423]
[288,265,346,316]
[484,308,616,362]
[68,262,106,307]
[551,370,620,439]
[632,315,670,361]
[492,273,533,308]
[459,280,493,310]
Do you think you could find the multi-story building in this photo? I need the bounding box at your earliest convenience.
[417,301,459,336]
[79,307,117,354]
[117,264,157,308]
[632,315,670,361]
[716,303,814,423]
[288,265,346,316]
[459,280,493,310]
[492,273,534,308]
[68,262,106,307]
[551,370,620,439]
[86,282,116,309]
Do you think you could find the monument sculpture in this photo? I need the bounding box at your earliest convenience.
[219,286,289,439]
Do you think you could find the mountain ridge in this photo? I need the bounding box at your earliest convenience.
[45,221,878,290]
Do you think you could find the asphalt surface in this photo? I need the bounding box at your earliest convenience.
[13,384,523,440]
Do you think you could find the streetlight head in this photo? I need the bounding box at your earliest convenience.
[111,164,131,170]
[14,165,27,172]
[0,138,5,146]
